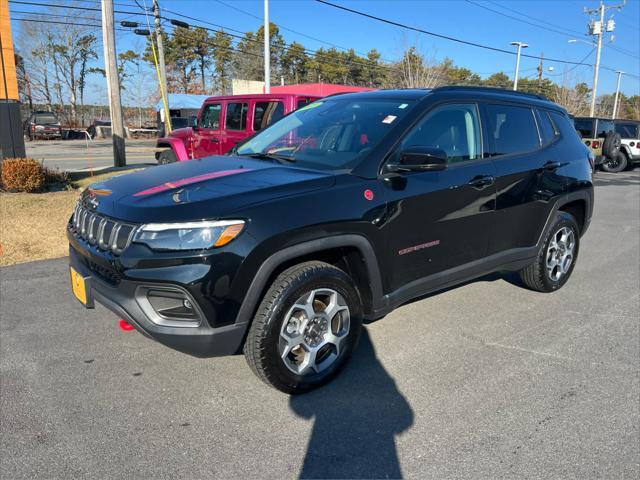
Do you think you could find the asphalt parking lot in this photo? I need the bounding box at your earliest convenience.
[26,139,157,171]
[1,170,639,479]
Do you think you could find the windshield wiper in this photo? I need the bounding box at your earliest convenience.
[237,152,296,164]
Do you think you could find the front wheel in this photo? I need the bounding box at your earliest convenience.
[157,149,177,165]
[519,212,580,292]
[244,261,363,394]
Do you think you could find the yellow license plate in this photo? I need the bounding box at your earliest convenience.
[70,267,88,305]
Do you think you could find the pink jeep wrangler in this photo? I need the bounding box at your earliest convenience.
[155,93,319,164]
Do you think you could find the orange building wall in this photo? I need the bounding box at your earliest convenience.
[0,0,19,101]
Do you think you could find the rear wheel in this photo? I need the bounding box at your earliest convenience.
[601,151,627,173]
[158,150,177,165]
[519,212,580,293]
[244,261,363,394]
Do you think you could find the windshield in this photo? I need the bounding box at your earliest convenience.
[236,98,415,170]
[35,114,58,124]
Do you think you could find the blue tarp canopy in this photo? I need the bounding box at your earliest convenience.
[156,93,209,111]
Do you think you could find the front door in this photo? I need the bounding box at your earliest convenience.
[193,102,222,158]
[382,103,497,292]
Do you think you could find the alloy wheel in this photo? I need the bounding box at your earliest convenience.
[279,288,350,376]
[546,226,575,281]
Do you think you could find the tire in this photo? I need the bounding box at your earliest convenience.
[158,150,177,165]
[519,212,580,293]
[601,131,621,158]
[244,261,363,394]
[601,151,627,173]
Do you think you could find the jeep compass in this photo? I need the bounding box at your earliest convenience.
[68,87,594,393]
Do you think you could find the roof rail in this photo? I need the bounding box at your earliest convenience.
[432,85,549,101]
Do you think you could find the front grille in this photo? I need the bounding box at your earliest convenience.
[88,260,121,285]
[71,203,137,255]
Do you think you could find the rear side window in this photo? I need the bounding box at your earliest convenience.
[596,119,614,137]
[537,110,558,145]
[615,122,639,139]
[549,112,581,141]
[574,119,594,138]
[226,103,248,131]
[485,104,540,156]
[297,98,313,109]
[253,101,285,131]
[200,103,221,129]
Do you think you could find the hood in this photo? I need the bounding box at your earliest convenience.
[169,127,193,139]
[83,156,335,223]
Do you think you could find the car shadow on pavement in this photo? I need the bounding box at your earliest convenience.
[289,328,413,480]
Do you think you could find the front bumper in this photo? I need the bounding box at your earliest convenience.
[68,241,249,358]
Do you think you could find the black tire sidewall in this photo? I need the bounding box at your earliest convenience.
[158,151,177,164]
[539,213,580,291]
[602,151,627,173]
[602,132,621,158]
[259,266,363,393]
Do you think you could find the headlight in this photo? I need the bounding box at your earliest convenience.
[132,220,245,251]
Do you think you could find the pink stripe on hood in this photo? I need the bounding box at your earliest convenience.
[133,169,251,197]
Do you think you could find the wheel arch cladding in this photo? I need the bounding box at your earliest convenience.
[236,235,383,331]
[558,199,586,234]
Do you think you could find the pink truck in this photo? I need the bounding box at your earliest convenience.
[155,93,320,164]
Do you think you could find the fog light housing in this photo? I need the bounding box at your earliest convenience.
[135,286,203,327]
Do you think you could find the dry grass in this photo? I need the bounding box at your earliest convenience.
[1,191,79,266]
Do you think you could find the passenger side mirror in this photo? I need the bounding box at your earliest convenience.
[387,146,448,173]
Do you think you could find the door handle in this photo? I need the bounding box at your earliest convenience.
[211,138,220,143]
[468,175,495,189]
[543,161,562,171]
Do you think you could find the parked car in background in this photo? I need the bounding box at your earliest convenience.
[573,116,623,172]
[614,119,640,170]
[87,119,111,139]
[23,111,62,140]
[69,87,593,393]
[155,93,320,164]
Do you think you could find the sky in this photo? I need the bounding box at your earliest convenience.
[9,0,640,104]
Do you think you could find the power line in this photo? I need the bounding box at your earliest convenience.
[314,0,601,67]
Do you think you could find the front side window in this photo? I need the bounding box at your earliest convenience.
[226,102,248,131]
[253,101,285,131]
[200,103,221,129]
[236,99,416,171]
[400,103,482,163]
[485,104,540,156]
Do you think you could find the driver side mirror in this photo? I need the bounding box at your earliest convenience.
[190,115,199,130]
[387,146,448,173]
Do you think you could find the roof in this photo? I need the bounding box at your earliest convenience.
[269,82,375,96]
[156,93,210,111]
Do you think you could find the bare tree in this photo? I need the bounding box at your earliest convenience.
[551,72,590,116]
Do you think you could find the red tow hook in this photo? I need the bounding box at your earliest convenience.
[119,319,135,331]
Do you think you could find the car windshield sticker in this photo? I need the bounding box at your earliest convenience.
[398,103,408,109]
[297,102,323,112]
[382,115,397,124]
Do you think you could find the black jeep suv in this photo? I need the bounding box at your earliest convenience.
[68,87,594,393]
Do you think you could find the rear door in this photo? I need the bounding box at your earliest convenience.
[220,101,249,154]
[383,102,497,291]
[193,102,222,157]
[481,102,549,254]
[251,99,286,133]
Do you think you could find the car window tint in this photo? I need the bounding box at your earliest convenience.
[485,104,539,156]
[615,123,638,138]
[596,119,614,137]
[226,102,248,131]
[401,103,482,163]
[574,119,594,138]
[537,109,557,144]
[200,103,221,129]
[297,98,312,109]
[253,101,285,131]
[549,111,581,141]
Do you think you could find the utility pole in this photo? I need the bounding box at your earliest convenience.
[537,53,544,82]
[101,0,126,166]
[153,0,170,132]
[584,1,626,117]
[612,70,624,119]
[510,41,528,91]
[264,0,270,93]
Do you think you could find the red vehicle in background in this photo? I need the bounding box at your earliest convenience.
[155,93,319,164]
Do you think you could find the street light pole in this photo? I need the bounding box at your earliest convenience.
[612,70,624,119]
[264,0,270,93]
[510,41,529,91]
